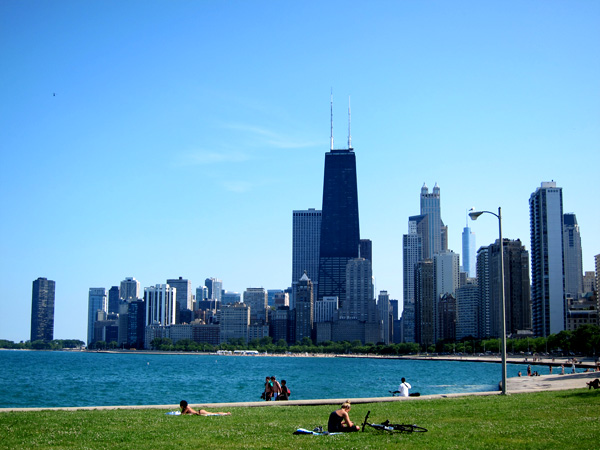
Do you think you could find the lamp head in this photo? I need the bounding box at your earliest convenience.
[468,209,484,220]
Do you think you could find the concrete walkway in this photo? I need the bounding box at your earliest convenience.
[2,371,598,413]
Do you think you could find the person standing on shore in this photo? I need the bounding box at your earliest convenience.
[270,376,282,401]
[399,377,412,397]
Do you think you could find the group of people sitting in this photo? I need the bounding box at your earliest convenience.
[262,375,290,401]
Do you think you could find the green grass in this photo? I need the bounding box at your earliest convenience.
[2,389,599,449]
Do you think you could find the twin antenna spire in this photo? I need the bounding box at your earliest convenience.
[330,90,352,151]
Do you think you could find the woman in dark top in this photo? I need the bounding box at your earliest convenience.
[327,400,360,432]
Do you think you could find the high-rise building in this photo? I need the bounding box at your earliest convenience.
[359,239,372,262]
[317,145,360,307]
[462,222,476,278]
[342,258,373,321]
[530,181,565,336]
[108,286,120,314]
[292,209,321,308]
[415,259,435,347]
[126,299,145,348]
[420,183,444,259]
[402,214,426,343]
[400,298,415,343]
[205,278,223,302]
[456,279,478,340]
[476,247,491,338]
[295,272,314,342]
[120,277,140,301]
[596,254,600,295]
[479,239,531,338]
[583,271,596,294]
[244,288,268,323]
[433,250,460,341]
[378,291,391,344]
[563,213,583,298]
[30,277,55,342]
[434,250,460,300]
[167,277,192,322]
[87,288,107,345]
[221,290,241,304]
[219,303,250,344]
[144,284,176,326]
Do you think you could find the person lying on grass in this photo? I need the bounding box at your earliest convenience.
[179,400,231,416]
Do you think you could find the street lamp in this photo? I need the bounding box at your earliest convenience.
[469,207,507,395]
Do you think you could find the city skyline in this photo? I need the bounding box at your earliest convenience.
[1,1,599,342]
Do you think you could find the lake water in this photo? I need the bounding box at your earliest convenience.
[0,350,532,408]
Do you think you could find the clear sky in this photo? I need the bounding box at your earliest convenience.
[1,1,598,343]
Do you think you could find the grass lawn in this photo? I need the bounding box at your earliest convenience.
[1,389,599,449]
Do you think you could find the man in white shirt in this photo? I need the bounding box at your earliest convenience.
[398,377,411,397]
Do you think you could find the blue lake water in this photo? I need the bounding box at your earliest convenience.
[0,350,534,408]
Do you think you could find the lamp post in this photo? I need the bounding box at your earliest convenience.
[469,207,507,395]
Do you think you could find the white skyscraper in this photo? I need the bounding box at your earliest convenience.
[530,181,565,336]
[144,284,176,326]
[462,222,476,278]
[87,288,107,345]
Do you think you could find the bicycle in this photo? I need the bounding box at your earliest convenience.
[361,410,428,434]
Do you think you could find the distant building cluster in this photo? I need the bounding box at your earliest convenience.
[401,181,599,347]
[30,112,599,349]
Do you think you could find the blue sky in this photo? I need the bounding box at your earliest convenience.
[1,1,598,343]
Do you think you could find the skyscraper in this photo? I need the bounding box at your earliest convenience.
[478,239,531,338]
[462,222,476,278]
[420,183,444,259]
[120,277,140,301]
[359,239,372,262]
[205,277,223,302]
[30,277,55,342]
[563,213,583,298]
[317,146,360,307]
[403,215,425,305]
[144,284,176,326]
[87,288,107,345]
[244,287,268,323]
[415,259,435,346]
[530,181,565,336]
[167,276,192,322]
[108,286,120,314]
[292,209,321,308]
[295,272,314,342]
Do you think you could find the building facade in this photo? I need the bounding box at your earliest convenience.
[530,181,565,336]
[295,273,314,342]
[87,288,107,345]
[317,147,360,307]
[167,277,193,322]
[30,277,56,342]
[563,213,583,299]
[144,284,176,326]
[292,208,321,308]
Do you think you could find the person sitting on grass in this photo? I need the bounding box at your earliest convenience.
[327,400,360,432]
[586,379,600,390]
[180,400,231,416]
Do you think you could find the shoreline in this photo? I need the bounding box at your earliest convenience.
[5,347,598,369]
[2,371,598,413]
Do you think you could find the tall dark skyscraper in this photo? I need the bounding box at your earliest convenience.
[31,277,55,342]
[316,144,360,307]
